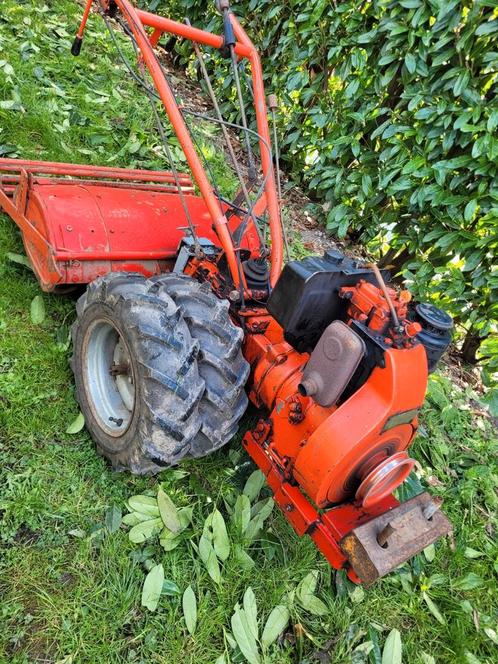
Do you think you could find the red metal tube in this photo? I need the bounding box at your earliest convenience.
[135,8,252,59]
[0,157,192,185]
[55,250,177,261]
[76,0,94,39]
[112,0,243,289]
[0,175,193,195]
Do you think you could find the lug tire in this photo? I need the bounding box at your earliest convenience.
[70,272,248,473]
[150,273,249,457]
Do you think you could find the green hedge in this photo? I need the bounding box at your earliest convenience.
[145,0,497,405]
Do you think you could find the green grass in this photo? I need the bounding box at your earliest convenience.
[1,2,497,663]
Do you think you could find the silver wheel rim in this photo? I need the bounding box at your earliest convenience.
[83,319,135,437]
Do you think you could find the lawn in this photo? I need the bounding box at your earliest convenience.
[0,2,497,663]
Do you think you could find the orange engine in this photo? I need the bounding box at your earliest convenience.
[240,250,452,583]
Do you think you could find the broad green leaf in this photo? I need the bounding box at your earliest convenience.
[30,295,45,325]
[159,526,183,551]
[66,412,85,434]
[296,572,328,616]
[234,545,255,570]
[127,495,159,517]
[404,53,416,74]
[233,494,251,534]
[243,470,266,503]
[297,571,318,597]
[243,587,258,640]
[160,505,193,548]
[369,625,382,664]
[421,653,436,664]
[350,586,365,604]
[422,592,445,625]
[214,656,227,664]
[183,585,197,635]
[464,547,483,559]
[245,498,274,543]
[162,579,180,596]
[231,605,260,664]
[157,488,181,533]
[105,505,122,533]
[204,509,230,561]
[6,252,32,270]
[261,605,289,650]
[199,535,222,584]
[483,627,498,645]
[381,628,402,664]
[128,517,162,543]
[122,513,142,527]
[454,573,484,590]
[122,511,156,526]
[423,544,435,562]
[141,564,164,612]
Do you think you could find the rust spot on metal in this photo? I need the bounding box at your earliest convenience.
[340,492,452,585]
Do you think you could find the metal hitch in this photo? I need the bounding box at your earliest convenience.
[340,492,452,585]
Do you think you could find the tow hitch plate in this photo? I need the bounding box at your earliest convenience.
[340,492,452,585]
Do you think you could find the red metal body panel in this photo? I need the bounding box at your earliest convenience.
[0,157,261,290]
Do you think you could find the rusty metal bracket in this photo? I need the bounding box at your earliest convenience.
[340,492,452,585]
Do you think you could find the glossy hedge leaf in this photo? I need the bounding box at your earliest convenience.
[404,53,416,74]
[158,0,498,387]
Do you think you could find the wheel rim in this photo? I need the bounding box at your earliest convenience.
[83,319,135,437]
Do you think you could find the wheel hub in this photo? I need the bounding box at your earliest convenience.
[84,320,135,436]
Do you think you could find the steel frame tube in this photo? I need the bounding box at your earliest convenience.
[105,0,243,288]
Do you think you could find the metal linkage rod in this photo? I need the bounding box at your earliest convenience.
[185,18,265,250]
[268,94,290,262]
[219,1,257,183]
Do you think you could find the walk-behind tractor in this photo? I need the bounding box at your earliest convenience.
[0,0,454,584]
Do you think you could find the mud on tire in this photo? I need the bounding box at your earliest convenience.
[71,272,248,473]
[151,273,250,457]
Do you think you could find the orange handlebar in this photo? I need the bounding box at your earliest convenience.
[74,0,284,288]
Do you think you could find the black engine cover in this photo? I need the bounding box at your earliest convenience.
[268,250,390,353]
